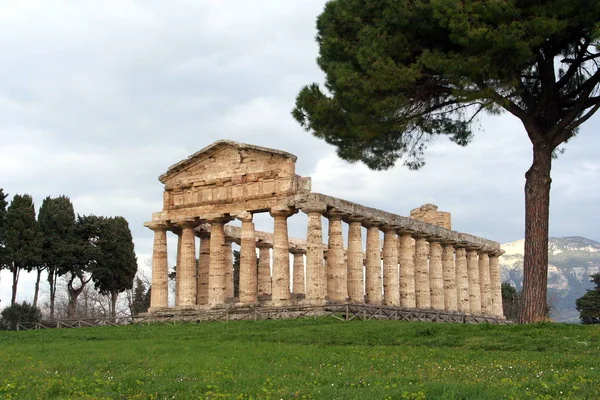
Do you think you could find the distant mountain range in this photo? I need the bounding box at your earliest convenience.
[500,236,600,323]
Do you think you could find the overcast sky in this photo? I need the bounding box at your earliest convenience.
[1,1,599,306]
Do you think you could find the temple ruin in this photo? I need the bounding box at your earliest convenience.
[144,140,504,321]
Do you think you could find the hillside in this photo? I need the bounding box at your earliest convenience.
[500,236,600,322]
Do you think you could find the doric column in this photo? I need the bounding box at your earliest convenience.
[455,246,470,313]
[428,239,444,310]
[414,235,431,309]
[489,251,504,318]
[291,248,306,295]
[382,226,400,306]
[224,238,234,300]
[257,242,272,298]
[207,215,229,306]
[398,231,416,308]
[174,228,182,306]
[467,248,481,314]
[345,217,364,303]
[326,209,347,303]
[238,212,258,304]
[178,220,198,307]
[149,223,169,309]
[196,231,210,305]
[478,251,492,315]
[441,242,457,312]
[364,222,382,304]
[270,206,295,303]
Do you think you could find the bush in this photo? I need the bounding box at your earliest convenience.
[0,301,42,330]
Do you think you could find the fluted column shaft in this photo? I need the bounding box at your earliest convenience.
[175,230,182,306]
[455,247,470,313]
[429,241,444,310]
[365,224,382,304]
[271,208,294,303]
[414,237,431,309]
[239,215,258,303]
[208,218,227,306]
[382,228,400,306]
[179,222,198,306]
[224,239,234,300]
[326,212,347,302]
[292,250,305,295]
[346,219,364,302]
[196,233,210,305]
[257,245,272,297]
[442,244,457,312]
[304,206,326,304]
[489,253,504,317]
[467,249,481,314]
[399,232,416,308]
[149,225,168,309]
[478,252,492,315]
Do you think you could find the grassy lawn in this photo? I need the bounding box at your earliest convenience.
[0,318,598,399]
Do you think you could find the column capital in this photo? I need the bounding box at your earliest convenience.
[204,213,233,224]
[397,228,416,235]
[343,214,366,224]
[466,245,483,252]
[256,240,273,249]
[172,217,200,229]
[381,224,399,233]
[298,202,327,215]
[324,208,345,220]
[489,249,505,257]
[195,230,211,239]
[144,221,170,231]
[440,239,457,247]
[362,218,384,228]
[233,210,253,222]
[478,249,490,256]
[270,206,296,218]
[289,247,306,255]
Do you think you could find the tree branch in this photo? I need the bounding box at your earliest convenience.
[557,37,592,88]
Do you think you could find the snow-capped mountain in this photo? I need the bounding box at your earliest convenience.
[500,236,600,322]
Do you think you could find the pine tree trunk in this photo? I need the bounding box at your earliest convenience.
[33,269,42,308]
[49,269,58,319]
[11,263,19,306]
[111,290,118,319]
[520,143,553,324]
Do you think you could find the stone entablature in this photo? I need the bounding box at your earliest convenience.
[145,140,505,319]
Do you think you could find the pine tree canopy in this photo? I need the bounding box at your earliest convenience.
[38,196,77,273]
[0,188,8,268]
[293,0,600,169]
[576,273,600,324]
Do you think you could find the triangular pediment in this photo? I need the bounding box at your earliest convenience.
[159,140,297,186]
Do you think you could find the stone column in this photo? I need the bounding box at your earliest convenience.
[178,220,198,307]
[302,202,326,305]
[398,231,416,308]
[478,251,492,315]
[455,247,470,314]
[270,206,295,303]
[382,226,400,306]
[467,248,481,314]
[364,222,382,304]
[346,217,364,303]
[429,239,444,310]
[441,242,457,312]
[196,232,210,305]
[149,223,169,309]
[257,243,272,298]
[224,238,234,300]
[326,209,347,303]
[489,251,504,318]
[291,248,306,296]
[238,212,258,304]
[174,228,182,306]
[208,215,228,306]
[414,235,431,309]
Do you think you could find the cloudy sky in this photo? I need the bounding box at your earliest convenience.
[1,1,599,306]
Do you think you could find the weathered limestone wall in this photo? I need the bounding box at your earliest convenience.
[410,203,452,230]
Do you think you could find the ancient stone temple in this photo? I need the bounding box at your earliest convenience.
[144,140,504,320]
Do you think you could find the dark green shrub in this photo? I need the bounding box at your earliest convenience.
[0,301,42,330]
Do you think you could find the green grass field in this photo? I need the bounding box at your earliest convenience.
[0,319,598,399]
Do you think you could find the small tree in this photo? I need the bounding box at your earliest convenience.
[501,281,521,321]
[233,250,240,298]
[0,301,42,331]
[131,277,151,315]
[91,217,138,318]
[575,273,600,324]
[38,196,77,317]
[4,194,42,305]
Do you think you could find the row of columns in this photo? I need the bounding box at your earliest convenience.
[148,206,503,318]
